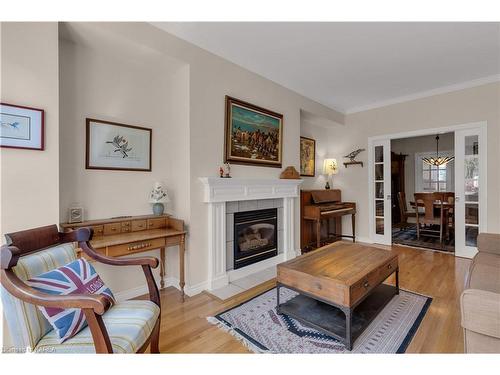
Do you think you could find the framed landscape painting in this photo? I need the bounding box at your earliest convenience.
[0,103,44,150]
[86,118,152,171]
[224,96,283,168]
[300,136,316,176]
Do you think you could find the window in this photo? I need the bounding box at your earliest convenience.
[415,151,454,193]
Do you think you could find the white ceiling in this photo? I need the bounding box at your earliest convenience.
[152,22,500,113]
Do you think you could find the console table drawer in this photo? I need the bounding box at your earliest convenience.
[147,218,166,230]
[107,237,166,257]
[91,225,104,237]
[103,223,122,235]
[131,219,147,231]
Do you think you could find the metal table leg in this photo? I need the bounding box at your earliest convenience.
[276,283,282,315]
[345,308,353,350]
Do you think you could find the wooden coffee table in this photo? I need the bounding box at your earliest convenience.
[276,242,399,350]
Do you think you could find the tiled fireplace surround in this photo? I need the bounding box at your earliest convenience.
[200,177,303,291]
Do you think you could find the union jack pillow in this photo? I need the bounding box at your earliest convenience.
[26,258,115,343]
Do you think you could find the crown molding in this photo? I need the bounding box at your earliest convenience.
[345,74,500,115]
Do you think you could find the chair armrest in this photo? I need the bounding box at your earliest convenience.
[461,289,500,339]
[79,238,160,307]
[0,269,111,315]
[477,233,500,255]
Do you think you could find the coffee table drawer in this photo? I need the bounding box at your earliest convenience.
[378,257,398,281]
[350,268,382,305]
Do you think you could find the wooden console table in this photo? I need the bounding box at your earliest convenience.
[61,214,187,300]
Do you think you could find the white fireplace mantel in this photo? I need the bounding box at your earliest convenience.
[199,177,303,290]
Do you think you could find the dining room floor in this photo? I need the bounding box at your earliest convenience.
[392,224,455,253]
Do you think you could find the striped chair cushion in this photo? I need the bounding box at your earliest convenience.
[34,300,160,353]
[26,258,116,342]
[1,243,77,349]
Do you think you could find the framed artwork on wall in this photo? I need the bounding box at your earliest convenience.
[224,96,283,168]
[0,103,44,150]
[86,118,152,171]
[300,136,316,176]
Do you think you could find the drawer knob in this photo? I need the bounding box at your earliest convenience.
[388,264,392,269]
[363,281,370,288]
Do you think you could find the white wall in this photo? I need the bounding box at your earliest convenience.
[0,22,59,236]
[72,22,345,292]
[58,38,190,292]
[391,132,454,207]
[0,21,60,351]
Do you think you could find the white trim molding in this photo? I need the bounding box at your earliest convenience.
[199,177,302,290]
[346,75,500,114]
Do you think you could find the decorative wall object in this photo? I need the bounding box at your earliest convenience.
[343,148,365,167]
[224,96,283,168]
[0,103,44,150]
[300,136,316,176]
[68,205,84,223]
[86,118,152,171]
[149,181,170,215]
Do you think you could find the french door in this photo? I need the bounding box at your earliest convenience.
[369,138,392,245]
[454,127,487,258]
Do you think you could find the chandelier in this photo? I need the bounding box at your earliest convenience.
[422,135,454,167]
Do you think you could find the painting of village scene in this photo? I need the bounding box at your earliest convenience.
[225,96,283,167]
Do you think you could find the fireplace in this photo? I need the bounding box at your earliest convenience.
[233,208,278,269]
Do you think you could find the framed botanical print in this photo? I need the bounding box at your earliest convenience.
[86,118,152,171]
[0,103,44,150]
[224,96,283,168]
[300,136,316,176]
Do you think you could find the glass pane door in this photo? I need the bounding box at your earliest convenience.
[370,139,391,245]
[455,127,486,258]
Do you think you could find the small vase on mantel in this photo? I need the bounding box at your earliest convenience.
[148,182,170,216]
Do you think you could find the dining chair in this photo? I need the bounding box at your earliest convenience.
[397,192,416,230]
[0,225,161,353]
[442,192,455,232]
[414,192,446,243]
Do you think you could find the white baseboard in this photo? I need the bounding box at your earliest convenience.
[113,275,211,301]
[356,236,374,244]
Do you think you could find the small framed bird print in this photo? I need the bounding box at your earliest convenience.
[85,118,152,171]
[0,102,44,150]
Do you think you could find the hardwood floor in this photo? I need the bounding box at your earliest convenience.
[154,244,471,353]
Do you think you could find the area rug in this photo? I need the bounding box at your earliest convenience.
[392,224,455,253]
[207,287,431,353]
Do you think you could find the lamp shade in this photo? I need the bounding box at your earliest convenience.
[149,182,170,203]
[323,159,339,175]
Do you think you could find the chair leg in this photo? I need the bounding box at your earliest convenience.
[150,318,160,353]
[416,216,420,239]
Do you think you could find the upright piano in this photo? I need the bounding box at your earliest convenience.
[300,189,356,252]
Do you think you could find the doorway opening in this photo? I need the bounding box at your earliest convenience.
[391,133,455,253]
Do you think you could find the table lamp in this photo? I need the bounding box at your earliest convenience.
[149,182,170,215]
[323,158,339,190]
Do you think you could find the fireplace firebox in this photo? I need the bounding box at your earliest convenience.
[233,208,278,269]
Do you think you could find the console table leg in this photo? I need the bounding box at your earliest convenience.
[160,247,165,289]
[179,235,186,302]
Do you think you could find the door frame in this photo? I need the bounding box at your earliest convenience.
[367,121,487,258]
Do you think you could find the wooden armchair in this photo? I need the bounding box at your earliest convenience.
[0,225,161,353]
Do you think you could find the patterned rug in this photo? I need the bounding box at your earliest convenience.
[208,287,431,353]
[392,224,455,253]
